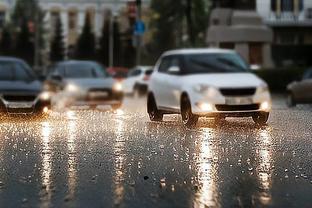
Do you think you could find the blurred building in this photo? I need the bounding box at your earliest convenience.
[257,0,312,66]
[208,0,312,67]
[0,0,150,64]
[207,0,274,68]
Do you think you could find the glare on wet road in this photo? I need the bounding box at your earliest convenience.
[0,96,311,208]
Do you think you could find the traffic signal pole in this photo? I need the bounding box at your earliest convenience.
[136,0,142,66]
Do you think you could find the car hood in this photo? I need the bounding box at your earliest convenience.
[0,80,42,94]
[181,73,266,88]
[64,78,115,90]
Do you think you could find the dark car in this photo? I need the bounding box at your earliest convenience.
[44,60,124,110]
[0,57,51,115]
[287,67,312,107]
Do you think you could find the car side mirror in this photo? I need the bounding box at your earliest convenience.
[168,66,180,74]
[51,74,62,82]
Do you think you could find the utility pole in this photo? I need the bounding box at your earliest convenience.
[109,3,118,68]
[135,0,142,66]
[34,0,40,70]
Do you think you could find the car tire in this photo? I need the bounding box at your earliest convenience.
[287,92,296,107]
[181,95,198,128]
[252,112,269,125]
[147,94,163,121]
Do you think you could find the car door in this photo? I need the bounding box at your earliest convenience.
[152,56,172,108]
[165,55,183,110]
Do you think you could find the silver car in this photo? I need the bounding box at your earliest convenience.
[287,68,312,107]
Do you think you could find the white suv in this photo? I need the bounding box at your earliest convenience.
[147,49,271,127]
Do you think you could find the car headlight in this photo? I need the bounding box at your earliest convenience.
[258,85,269,94]
[193,84,218,97]
[113,82,123,92]
[39,91,51,100]
[66,83,80,92]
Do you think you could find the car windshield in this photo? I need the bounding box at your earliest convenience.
[302,69,312,80]
[0,61,35,81]
[182,53,250,74]
[63,63,106,78]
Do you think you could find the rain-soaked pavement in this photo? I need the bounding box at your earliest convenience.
[0,95,311,208]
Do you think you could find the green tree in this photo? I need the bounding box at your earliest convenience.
[113,18,121,66]
[97,18,110,66]
[50,17,65,62]
[11,0,45,66]
[148,0,211,59]
[0,25,13,56]
[75,14,96,60]
[15,18,34,64]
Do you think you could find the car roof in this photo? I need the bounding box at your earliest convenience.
[0,56,27,63]
[162,48,236,57]
[56,60,100,66]
[135,66,153,71]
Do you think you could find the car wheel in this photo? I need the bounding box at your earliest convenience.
[287,92,296,107]
[181,96,198,128]
[111,103,122,110]
[147,94,163,121]
[252,112,269,125]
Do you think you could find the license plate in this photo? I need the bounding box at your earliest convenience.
[89,92,109,98]
[225,97,253,105]
[8,102,33,109]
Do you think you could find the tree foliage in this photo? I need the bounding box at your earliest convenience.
[0,25,13,56]
[50,16,65,62]
[148,0,211,59]
[98,18,110,66]
[75,14,96,60]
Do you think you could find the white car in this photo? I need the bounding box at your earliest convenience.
[123,66,153,95]
[147,49,272,127]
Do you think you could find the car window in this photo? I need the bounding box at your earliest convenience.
[0,61,35,81]
[14,63,34,81]
[158,57,171,73]
[128,69,141,77]
[302,69,312,80]
[63,63,105,78]
[181,53,249,75]
[0,62,14,80]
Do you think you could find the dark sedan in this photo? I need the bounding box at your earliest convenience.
[0,57,51,115]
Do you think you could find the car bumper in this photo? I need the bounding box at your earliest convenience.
[0,99,51,115]
[190,92,271,117]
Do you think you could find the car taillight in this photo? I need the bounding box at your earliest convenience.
[143,75,150,81]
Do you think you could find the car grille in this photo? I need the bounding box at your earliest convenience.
[87,89,112,101]
[215,104,260,111]
[7,108,34,114]
[219,88,256,96]
[2,95,37,102]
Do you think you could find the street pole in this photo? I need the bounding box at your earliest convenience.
[136,0,142,66]
[34,0,40,70]
[109,3,118,68]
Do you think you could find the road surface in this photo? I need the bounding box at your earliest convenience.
[0,95,311,208]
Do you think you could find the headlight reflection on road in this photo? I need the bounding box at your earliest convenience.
[256,128,274,205]
[194,128,219,208]
[40,122,53,208]
[67,119,78,201]
[113,117,126,206]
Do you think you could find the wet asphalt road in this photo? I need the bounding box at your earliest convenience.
[0,95,311,208]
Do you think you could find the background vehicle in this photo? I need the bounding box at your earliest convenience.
[44,60,123,110]
[123,66,153,96]
[287,67,312,107]
[0,57,51,116]
[148,49,272,127]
